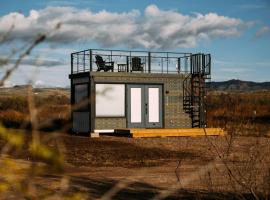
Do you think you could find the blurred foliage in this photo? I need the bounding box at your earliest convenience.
[0,26,87,199]
[0,96,28,112]
[29,141,64,171]
[0,124,87,199]
[0,123,24,148]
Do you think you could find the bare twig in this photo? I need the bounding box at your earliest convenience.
[175,160,181,182]
[202,128,260,200]
[0,34,46,87]
[0,24,14,43]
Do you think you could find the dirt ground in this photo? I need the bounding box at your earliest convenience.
[1,89,269,198]
[1,133,270,199]
[63,134,270,189]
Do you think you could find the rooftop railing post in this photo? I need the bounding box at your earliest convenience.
[166,52,169,74]
[148,52,151,73]
[177,57,180,74]
[194,55,196,74]
[129,51,132,72]
[209,54,211,76]
[190,54,193,74]
[199,53,202,75]
[126,56,129,72]
[202,54,205,75]
[185,54,188,73]
[110,50,112,62]
[71,53,73,74]
[90,49,92,71]
[76,53,79,73]
[161,58,163,73]
[83,51,85,72]
[110,50,113,71]
[195,54,197,74]
[145,56,147,73]
[193,55,195,74]
[197,54,199,74]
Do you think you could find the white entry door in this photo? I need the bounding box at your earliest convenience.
[127,85,163,128]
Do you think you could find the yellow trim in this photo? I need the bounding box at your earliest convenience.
[115,128,225,138]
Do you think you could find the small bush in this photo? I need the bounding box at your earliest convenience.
[0,96,29,113]
[0,110,29,128]
[0,89,70,131]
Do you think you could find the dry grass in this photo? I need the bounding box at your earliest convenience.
[1,87,270,199]
[0,87,70,130]
[206,91,270,136]
[1,88,269,136]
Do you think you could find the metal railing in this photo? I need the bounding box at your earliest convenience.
[71,49,193,75]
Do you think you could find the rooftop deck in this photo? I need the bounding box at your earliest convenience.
[71,49,210,76]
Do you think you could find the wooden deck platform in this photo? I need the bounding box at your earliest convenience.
[114,128,225,138]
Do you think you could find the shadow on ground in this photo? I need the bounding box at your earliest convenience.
[44,174,263,200]
[62,136,210,168]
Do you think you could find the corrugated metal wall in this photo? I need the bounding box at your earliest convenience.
[73,112,90,133]
[72,76,90,133]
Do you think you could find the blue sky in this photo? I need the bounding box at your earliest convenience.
[0,0,269,87]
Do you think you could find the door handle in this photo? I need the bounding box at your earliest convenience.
[145,103,148,115]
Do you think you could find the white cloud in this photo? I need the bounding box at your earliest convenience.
[255,26,270,38]
[5,57,66,67]
[214,59,270,68]
[0,5,251,49]
[34,80,45,87]
[1,80,14,88]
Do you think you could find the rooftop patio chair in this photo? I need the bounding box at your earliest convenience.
[95,55,114,72]
[131,57,144,72]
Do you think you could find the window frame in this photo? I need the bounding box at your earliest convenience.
[73,83,90,111]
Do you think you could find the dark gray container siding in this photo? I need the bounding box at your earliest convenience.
[70,72,191,133]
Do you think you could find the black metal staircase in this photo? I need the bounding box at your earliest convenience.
[183,54,211,128]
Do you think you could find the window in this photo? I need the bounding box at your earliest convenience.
[74,84,88,110]
[96,84,125,117]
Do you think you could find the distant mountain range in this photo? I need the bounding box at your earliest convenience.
[208,79,270,91]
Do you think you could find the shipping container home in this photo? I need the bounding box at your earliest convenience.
[69,49,211,134]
